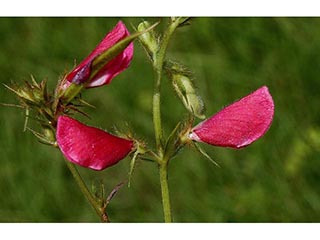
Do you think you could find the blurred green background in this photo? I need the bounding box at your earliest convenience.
[0,17,320,222]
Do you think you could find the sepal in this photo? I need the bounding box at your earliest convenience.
[192,142,220,167]
[137,21,159,58]
[4,77,49,108]
[165,61,206,119]
[128,140,148,187]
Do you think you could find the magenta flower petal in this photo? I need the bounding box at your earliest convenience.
[56,116,134,170]
[65,21,134,88]
[189,86,274,148]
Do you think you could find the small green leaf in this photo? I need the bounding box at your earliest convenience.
[77,98,96,109]
[193,142,220,167]
[163,122,182,161]
[128,141,150,187]
[26,127,57,147]
[30,75,39,87]
[128,150,139,187]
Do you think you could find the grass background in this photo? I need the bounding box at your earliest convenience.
[0,17,320,222]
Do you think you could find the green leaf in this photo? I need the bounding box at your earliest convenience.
[193,142,220,167]
[163,121,182,161]
[128,141,150,187]
[26,127,57,147]
[128,150,139,187]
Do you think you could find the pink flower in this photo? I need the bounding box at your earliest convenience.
[56,116,134,170]
[65,21,134,88]
[189,86,274,148]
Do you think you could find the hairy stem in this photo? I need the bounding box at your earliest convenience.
[152,19,180,152]
[159,162,172,222]
[152,18,180,222]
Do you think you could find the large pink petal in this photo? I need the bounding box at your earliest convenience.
[66,21,133,88]
[56,116,134,170]
[189,86,274,148]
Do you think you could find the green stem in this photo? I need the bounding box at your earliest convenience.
[159,162,172,222]
[152,85,162,151]
[64,159,108,222]
[152,19,180,222]
[152,19,180,151]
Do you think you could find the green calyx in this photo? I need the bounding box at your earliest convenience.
[137,21,159,58]
[60,21,160,105]
[165,61,206,119]
[172,74,206,119]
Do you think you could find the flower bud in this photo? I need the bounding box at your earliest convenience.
[137,21,158,56]
[60,21,158,104]
[172,73,205,119]
[4,78,47,107]
[189,86,274,148]
[56,116,134,170]
[65,21,134,88]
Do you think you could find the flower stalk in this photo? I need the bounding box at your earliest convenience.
[150,18,181,222]
[159,162,172,222]
[64,159,109,222]
[153,20,180,149]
